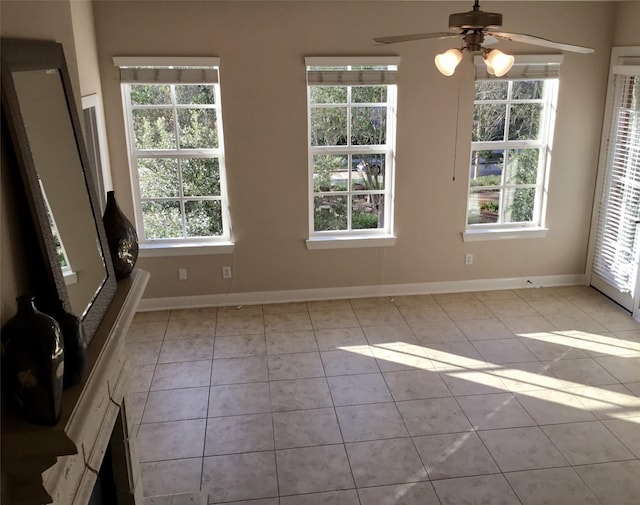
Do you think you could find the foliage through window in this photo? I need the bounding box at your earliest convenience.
[117,59,230,244]
[467,69,559,229]
[306,58,398,236]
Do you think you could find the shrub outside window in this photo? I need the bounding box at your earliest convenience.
[115,58,230,246]
[467,56,561,231]
[306,57,398,238]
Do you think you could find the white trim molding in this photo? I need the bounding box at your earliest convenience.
[138,273,586,311]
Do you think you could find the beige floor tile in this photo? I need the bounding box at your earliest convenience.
[500,316,556,334]
[169,306,218,321]
[268,352,325,380]
[518,334,589,361]
[264,312,313,332]
[336,403,408,442]
[515,389,596,425]
[472,338,538,364]
[602,417,640,457]
[544,357,619,386]
[477,426,567,472]
[266,330,318,355]
[133,310,171,324]
[213,334,266,359]
[126,341,162,365]
[505,467,600,505]
[357,482,440,505]
[270,377,333,411]
[362,324,419,346]
[280,490,359,505]
[204,413,274,456]
[128,321,167,342]
[215,313,264,336]
[483,299,538,318]
[353,306,405,326]
[208,382,271,417]
[210,356,268,385]
[589,310,640,332]
[310,308,360,329]
[142,387,209,423]
[473,290,520,302]
[202,452,278,503]
[396,397,473,436]
[573,460,640,505]
[566,383,640,420]
[492,362,563,393]
[140,458,202,497]
[321,348,379,376]
[164,318,215,340]
[131,364,155,393]
[541,421,634,465]
[544,311,608,333]
[432,474,521,505]
[151,360,211,390]
[440,301,495,321]
[595,355,640,382]
[350,296,396,309]
[314,327,368,351]
[307,299,352,311]
[346,438,428,487]
[414,432,499,479]
[410,321,467,344]
[524,297,579,315]
[137,419,205,462]
[432,293,478,304]
[440,369,509,396]
[397,304,450,324]
[328,373,393,406]
[262,301,309,314]
[276,445,355,495]
[454,318,514,341]
[456,393,535,430]
[217,305,263,316]
[273,408,342,449]
[370,344,433,372]
[391,294,436,306]
[420,341,486,369]
[383,370,451,401]
[158,337,214,363]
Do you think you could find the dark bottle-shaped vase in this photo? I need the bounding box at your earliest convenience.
[0,295,65,426]
[50,300,86,388]
[103,190,139,280]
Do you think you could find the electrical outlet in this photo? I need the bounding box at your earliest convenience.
[465,253,473,265]
[222,266,232,279]
[178,268,187,280]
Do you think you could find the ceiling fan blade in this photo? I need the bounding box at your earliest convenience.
[487,31,594,54]
[373,32,459,45]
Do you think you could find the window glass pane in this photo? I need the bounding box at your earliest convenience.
[351,106,386,145]
[469,150,503,187]
[504,187,536,223]
[508,103,542,140]
[142,201,182,238]
[130,84,171,105]
[132,109,176,149]
[313,154,348,192]
[310,107,347,146]
[352,86,387,103]
[506,149,539,185]
[175,85,215,104]
[314,195,348,231]
[512,80,544,100]
[352,154,386,190]
[138,158,179,198]
[352,194,384,229]
[310,87,347,104]
[182,158,220,196]
[185,200,223,236]
[475,81,508,100]
[178,109,218,148]
[472,103,506,141]
[468,188,500,224]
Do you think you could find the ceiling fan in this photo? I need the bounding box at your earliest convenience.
[373,0,594,77]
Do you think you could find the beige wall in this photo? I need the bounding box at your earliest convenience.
[93,1,620,300]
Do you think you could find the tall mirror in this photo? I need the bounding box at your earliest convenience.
[1,38,117,343]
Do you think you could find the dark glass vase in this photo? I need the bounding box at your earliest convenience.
[50,300,86,388]
[103,190,139,280]
[0,295,65,426]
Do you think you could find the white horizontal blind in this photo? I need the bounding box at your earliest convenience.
[113,57,220,84]
[592,69,640,294]
[305,56,399,86]
[474,54,563,80]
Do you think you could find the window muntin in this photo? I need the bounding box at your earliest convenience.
[467,77,558,228]
[118,63,230,245]
[307,59,397,236]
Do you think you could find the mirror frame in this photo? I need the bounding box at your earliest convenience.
[1,38,117,343]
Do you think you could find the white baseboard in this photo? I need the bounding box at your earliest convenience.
[137,273,587,312]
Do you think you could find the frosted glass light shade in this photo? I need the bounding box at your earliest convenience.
[435,49,463,76]
[484,49,514,77]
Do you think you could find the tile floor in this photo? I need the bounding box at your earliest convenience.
[126,286,640,505]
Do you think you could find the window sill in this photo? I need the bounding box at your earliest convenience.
[306,235,397,250]
[462,227,548,242]
[139,241,235,257]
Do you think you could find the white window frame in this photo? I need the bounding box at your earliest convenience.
[305,56,399,250]
[114,56,233,256]
[463,55,563,242]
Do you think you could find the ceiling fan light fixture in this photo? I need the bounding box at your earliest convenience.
[483,48,514,77]
[435,48,463,76]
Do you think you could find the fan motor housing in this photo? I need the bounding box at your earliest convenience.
[449,10,502,30]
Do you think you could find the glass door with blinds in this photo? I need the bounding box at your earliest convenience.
[590,49,640,313]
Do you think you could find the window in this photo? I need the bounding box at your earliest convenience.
[464,55,562,241]
[306,57,398,248]
[114,57,231,253]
